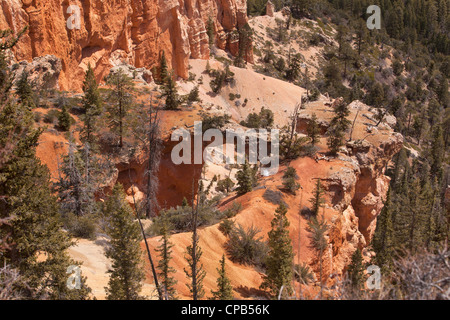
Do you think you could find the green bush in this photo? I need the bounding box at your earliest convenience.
[223,202,242,218]
[149,200,225,235]
[226,224,268,268]
[216,177,235,194]
[219,219,235,236]
[43,109,61,124]
[62,213,97,240]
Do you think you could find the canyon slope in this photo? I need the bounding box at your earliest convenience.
[0,0,251,90]
[1,3,406,299]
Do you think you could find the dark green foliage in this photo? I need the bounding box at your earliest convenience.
[156,218,178,300]
[150,198,224,235]
[307,113,321,146]
[219,219,236,236]
[372,188,395,274]
[282,166,301,195]
[0,86,91,299]
[158,51,169,84]
[211,255,234,300]
[58,104,72,131]
[309,179,325,217]
[223,202,242,219]
[207,18,215,48]
[216,177,235,194]
[285,54,302,82]
[260,203,294,299]
[209,65,235,94]
[226,224,268,268]
[235,24,253,68]
[327,99,351,155]
[184,197,207,300]
[307,214,329,298]
[43,109,61,124]
[161,71,181,110]
[104,184,145,300]
[15,71,35,109]
[187,86,201,105]
[81,64,102,145]
[347,248,366,289]
[236,161,258,195]
[200,113,231,132]
[240,107,274,129]
[105,69,135,148]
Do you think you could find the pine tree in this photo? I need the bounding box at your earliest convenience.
[347,248,366,289]
[15,71,35,109]
[206,18,215,48]
[161,71,180,110]
[309,179,325,217]
[261,202,294,299]
[58,104,71,131]
[156,217,178,300]
[236,160,254,195]
[159,51,169,84]
[0,99,91,299]
[307,113,321,146]
[282,166,301,195]
[104,184,145,300]
[184,191,207,300]
[327,99,351,155]
[81,64,102,145]
[211,254,234,300]
[307,214,329,299]
[430,125,445,179]
[105,69,134,148]
[372,188,395,274]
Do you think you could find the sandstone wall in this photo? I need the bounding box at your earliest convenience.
[0,0,251,91]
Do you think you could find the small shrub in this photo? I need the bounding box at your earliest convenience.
[226,224,268,268]
[43,109,61,124]
[216,177,235,194]
[219,219,235,236]
[63,213,97,240]
[223,202,242,219]
[34,111,43,123]
[263,189,288,207]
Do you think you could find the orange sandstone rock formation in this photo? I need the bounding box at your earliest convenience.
[0,0,252,91]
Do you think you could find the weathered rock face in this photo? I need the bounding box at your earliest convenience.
[0,0,252,91]
[12,54,62,90]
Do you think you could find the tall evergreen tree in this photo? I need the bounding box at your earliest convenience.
[105,69,134,148]
[160,70,180,110]
[307,113,321,146]
[211,254,234,300]
[15,70,35,109]
[81,64,102,145]
[327,99,351,155]
[159,51,169,84]
[261,202,294,299]
[184,189,207,300]
[309,179,325,217]
[0,95,91,299]
[307,214,329,299]
[236,160,254,195]
[282,166,301,195]
[156,218,178,300]
[58,104,72,131]
[347,248,366,289]
[372,188,395,274]
[104,184,145,300]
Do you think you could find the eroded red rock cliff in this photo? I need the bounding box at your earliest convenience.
[0,0,251,90]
